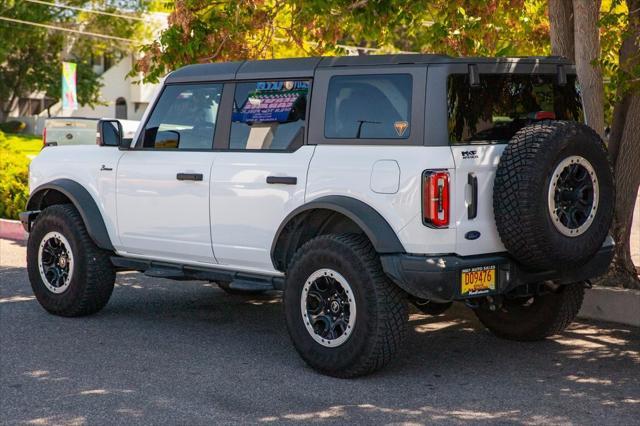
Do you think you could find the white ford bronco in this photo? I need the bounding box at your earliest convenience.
[22,55,615,377]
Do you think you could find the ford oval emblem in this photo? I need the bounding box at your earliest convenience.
[465,231,481,240]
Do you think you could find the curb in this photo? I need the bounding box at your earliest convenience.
[578,286,640,328]
[0,219,27,241]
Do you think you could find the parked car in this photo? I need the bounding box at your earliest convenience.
[21,55,615,377]
[43,117,139,147]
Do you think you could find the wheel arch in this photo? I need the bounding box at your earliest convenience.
[25,179,114,251]
[271,195,405,272]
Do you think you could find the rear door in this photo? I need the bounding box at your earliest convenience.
[447,67,584,256]
[116,83,223,264]
[210,79,315,272]
[450,144,506,256]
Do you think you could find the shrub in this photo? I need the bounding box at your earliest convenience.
[0,132,30,220]
[0,120,27,134]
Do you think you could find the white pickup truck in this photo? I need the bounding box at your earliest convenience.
[21,55,615,377]
[43,117,139,147]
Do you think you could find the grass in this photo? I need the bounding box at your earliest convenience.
[3,133,42,159]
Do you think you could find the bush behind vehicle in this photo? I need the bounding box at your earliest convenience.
[0,121,27,134]
[0,131,30,220]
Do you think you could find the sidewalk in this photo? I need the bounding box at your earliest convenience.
[579,192,640,327]
[0,218,26,241]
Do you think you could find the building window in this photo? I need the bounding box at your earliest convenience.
[17,98,44,116]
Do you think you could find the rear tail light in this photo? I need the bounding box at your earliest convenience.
[530,111,556,120]
[423,170,450,228]
[42,127,47,147]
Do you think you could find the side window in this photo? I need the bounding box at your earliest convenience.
[139,83,223,150]
[230,80,310,151]
[324,74,412,139]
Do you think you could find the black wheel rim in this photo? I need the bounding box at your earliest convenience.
[37,232,74,293]
[301,269,356,347]
[548,156,599,237]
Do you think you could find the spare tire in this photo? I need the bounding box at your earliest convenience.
[493,121,614,271]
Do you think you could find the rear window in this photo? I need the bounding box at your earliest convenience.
[324,74,412,140]
[447,74,583,143]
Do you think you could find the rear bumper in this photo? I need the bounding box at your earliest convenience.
[380,238,615,303]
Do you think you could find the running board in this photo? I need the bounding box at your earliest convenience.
[227,279,274,292]
[110,256,284,290]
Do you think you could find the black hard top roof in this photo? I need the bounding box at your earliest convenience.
[165,54,573,83]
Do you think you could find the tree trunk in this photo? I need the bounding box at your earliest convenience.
[1,93,18,123]
[606,96,640,289]
[549,0,575,59]
[573,0,605,137]
[549,0,640,288]
[602,0,640,289]
[609,0,640,163]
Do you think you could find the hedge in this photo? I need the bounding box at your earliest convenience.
[0,131,30,220]
[0,120,27,134]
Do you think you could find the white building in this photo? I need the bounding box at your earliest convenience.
[52,54,160,122]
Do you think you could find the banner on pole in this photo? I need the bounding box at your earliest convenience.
[62,62,77,111]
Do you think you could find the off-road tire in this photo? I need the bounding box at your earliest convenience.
[284,234,408,378]
[27,204,115,316]
[474,283,585,341]
[494,121,614,270]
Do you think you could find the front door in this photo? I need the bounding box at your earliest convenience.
[116,83,223,264]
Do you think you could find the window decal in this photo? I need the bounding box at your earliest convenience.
[232,81,309,124]
[229,80,309,150]
[394,121,409,137]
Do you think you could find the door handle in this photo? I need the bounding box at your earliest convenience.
[468,173,478,219]
[177,173,203,181]
[266,176,297,185]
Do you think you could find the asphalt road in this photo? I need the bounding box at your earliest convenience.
[1,238,639,425]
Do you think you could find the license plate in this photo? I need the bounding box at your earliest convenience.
[461,265,496,296]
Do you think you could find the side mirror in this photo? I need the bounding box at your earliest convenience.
[97,119,123,147]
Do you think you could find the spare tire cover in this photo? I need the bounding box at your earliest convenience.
[493,121,614,271]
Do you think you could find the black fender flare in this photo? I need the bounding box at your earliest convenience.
[271,195,405,269]
[25,179,115,251]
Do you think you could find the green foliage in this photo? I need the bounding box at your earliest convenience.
[135,0,636,127]
[0,120,26,133]
[401,0,550,56]
[5,132,43,156]
[0,131,30,220]
[134,0,551,83]
[599,0,640,123]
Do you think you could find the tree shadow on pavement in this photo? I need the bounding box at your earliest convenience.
[1,266,638,425]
